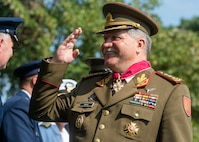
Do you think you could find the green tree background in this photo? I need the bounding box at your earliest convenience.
[0,0,198,141]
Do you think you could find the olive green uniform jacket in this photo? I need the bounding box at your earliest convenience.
[29,60,192,142]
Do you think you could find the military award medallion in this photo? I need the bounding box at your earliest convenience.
[75,115,84,129]
[124,122,139,136]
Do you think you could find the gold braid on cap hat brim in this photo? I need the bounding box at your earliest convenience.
[105,21,148,35]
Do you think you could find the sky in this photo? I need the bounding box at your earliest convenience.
[153,0,199,26]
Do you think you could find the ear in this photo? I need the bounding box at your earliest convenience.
[32,75,38,86]
[0,38,3,51]
[136,38,145,53]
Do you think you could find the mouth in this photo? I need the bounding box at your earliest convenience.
[103,48,117,57]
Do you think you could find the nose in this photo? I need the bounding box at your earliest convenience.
[101,41,112,53]
[102,39,113,48]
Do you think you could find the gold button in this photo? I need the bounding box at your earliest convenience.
[103,110,110,116]
[94,138,100,142]
[135,112,139,117]
[99,124,105,130]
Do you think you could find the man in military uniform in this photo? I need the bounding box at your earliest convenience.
[39,79,77,142]
[29,2,192,142]
[1,60,42,142]
[0,17,23,128]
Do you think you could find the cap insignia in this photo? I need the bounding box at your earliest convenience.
[106,13,114,24]
[124,122,139,136]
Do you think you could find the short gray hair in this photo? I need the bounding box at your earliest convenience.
[0,32,11,44]
[127,28,152,57]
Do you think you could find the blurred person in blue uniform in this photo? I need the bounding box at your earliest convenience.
[0,60,43,142]
[0,17,23,128]
[39,79,77,142]
[39,122,69,142]
[0,17,23,70]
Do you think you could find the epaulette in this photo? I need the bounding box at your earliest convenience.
[155,71,184,84]
[82,71,111,80]
[40,122,52,128]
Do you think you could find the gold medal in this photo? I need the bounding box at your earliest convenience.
[124,122,139,136]
[75,115,84,129]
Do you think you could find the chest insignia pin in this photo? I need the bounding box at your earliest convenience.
[75,115,84,129]
[124,122,139,136]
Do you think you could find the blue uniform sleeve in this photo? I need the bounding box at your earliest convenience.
[2,100,42,142]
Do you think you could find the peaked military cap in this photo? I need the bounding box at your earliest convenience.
[97,2,159,36]
[0,17,23,47]
[85,57,111,74]
[14,60,41,80]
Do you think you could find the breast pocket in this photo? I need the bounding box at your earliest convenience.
[119,104,155,141]
[70,102,98,132]
[121,104,154,121]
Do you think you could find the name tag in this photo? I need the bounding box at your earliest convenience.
[79,102,94,108]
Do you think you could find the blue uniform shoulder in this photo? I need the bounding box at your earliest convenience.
[155,71,184,85]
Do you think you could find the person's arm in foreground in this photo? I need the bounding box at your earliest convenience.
[29,28,82,121]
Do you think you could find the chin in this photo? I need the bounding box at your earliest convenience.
[104,58,116,67]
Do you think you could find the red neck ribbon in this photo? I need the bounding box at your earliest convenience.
[112,60,151,79]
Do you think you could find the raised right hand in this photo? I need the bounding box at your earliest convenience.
[52,27,83,63]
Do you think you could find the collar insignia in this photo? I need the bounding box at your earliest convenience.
[136,73,149,88]
[96,75,111,87]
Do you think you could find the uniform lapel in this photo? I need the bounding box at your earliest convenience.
[105,68,154,107]
[106,78,137,107]
[93,68,154,107]
[94,85,112,106]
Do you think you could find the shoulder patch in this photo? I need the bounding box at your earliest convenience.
[155,71,184,84]
[183,96,191,117]
[40,122,52,128]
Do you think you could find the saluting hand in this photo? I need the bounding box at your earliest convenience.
[52,27,82,63]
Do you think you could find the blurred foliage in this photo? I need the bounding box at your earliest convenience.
[0,0,199,141]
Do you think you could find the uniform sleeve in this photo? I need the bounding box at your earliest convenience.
[0,97,3,128]
[29,59,72,121]
[2,102,41,142]
[158,84,192,142]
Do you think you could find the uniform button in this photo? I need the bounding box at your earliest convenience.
[135,112,139,117]
[99,124,105,130]
[103,110,110,116]
[94,138,100,142]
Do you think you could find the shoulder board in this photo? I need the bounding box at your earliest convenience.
[82,72,111,80]
[40,122,52,128]
[155,71,184,84]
